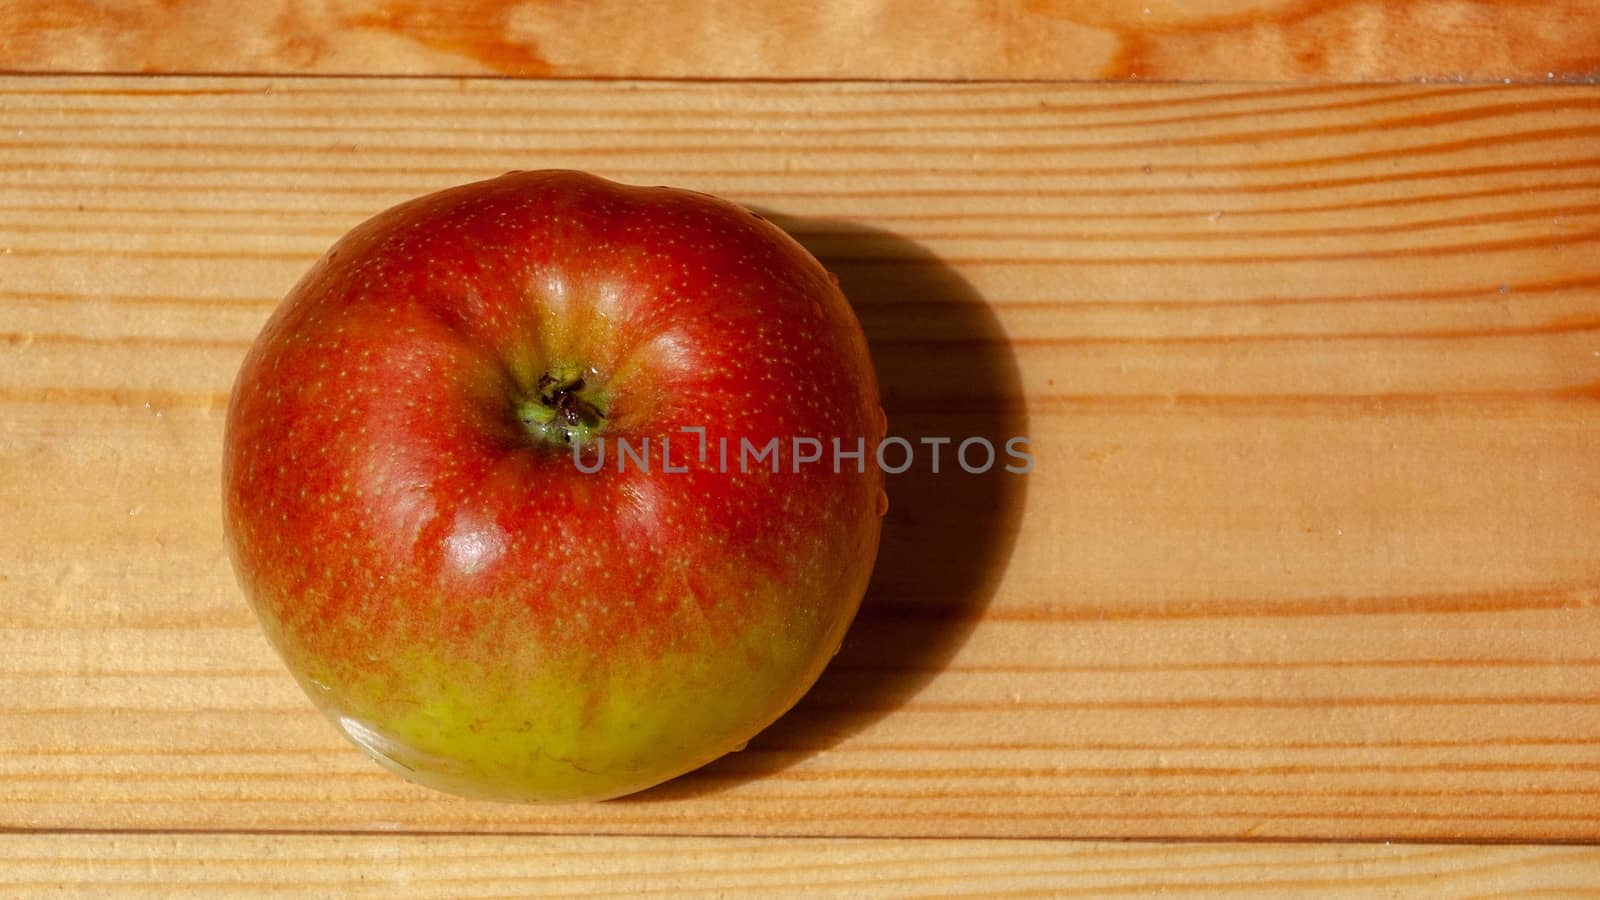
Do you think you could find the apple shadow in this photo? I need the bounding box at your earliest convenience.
[623,216,1029,801]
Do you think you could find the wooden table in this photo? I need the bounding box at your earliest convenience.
[3,2,1599,895]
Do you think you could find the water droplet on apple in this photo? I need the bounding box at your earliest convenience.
[875,489,889,517]
[825,270,840,287]
[730,741,748,753]
[875,405,888,437]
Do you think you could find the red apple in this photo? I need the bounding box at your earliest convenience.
[223,171,886,801]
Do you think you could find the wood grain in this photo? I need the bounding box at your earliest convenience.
[2,1,1599,82]
[2,76,1600,841]
[4,834,1600,898]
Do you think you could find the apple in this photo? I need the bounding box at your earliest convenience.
[223,170,886,801]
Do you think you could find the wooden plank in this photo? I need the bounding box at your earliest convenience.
[19,836,1600,898]
[1,1,1599,82]
[2,76,1600,840]
[4,834,1600,898]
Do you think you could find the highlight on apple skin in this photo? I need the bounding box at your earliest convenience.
[222,170,887,802]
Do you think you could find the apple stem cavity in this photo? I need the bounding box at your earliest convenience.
[516,365,606,446]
